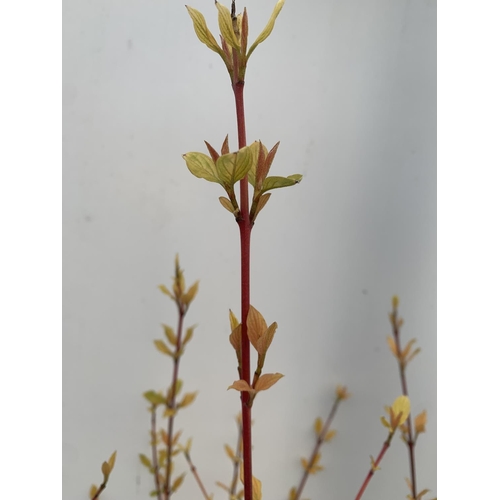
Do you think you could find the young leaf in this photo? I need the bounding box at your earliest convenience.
[228,379,253,393]
[143,390,165,406]
[262,174,302,193]
[183,326,195,346]
[204,140,220,162]
[219,196,236,214]
[246,305,267,350]
[163,324,177,346]
[221,134,230,155]
[314,417,323,437]
[246,141,264,187]
[256,322,277,355]
[107,451,117,472]
[182,280,199,306]
[177,391,198,408]
[216,1,240,49]
[158,284,174,299]
[139,453,152,469]
[324,429,336,442]
[101,461,110,481]
[247,0,285,59]
[229,309,240,331]
[154,339,174,357]
[183,152,220,183]
[254,373,284,392]
[252,192,272,221]
[89,485,98,499]
[171,473,186,493]
[224,444,236,461]
[186,6,224,56]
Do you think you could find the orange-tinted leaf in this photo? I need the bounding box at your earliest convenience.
[219,196,235,213]
[107,451,117,471]
[178,391,198,408]
[228,379,253,392]
[89,484,98,499]
[254,373,283,392]
[386,336,398,357]
[324,429,336,442]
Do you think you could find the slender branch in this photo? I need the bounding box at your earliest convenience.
[354,437,392,500]
[183,450,211,500]
[294,396,342,500]
[392,309,417,498]
[164,303,186,498]
[229,418,243,498]
[233,51,253,500]
[150,407,163,500]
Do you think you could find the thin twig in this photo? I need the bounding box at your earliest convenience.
[229,418,243,498]
[354,437,392,500]
[164,302,186,498]
[294,396,342,500]
[150,406,163,500]
[184,450,212,500]
[391,307,417,498]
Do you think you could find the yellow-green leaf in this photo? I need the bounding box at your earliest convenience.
[186,6,224,55]
[216,2,240,49]
[391,395,411,427]
[89,484,98,499]
[183,152,220,183]
[229,309,240,331]
[163,324,177,346]
[247,0,285,59]
[216,146,254,187]
[183,326,195,346]
[324,429,336,442]
[256,322,277,355]
[252,475,262,500]
[386,335,398,357]
[289,487,297,500]
[178,391,198,408]
[182,281,199,306]
[139,453,152,469]
[254,373,284,392]
[154,339,173,356]
[246,141,264,187]
[314,417,323,436]
[171,473,186,493]
[163,408,177,418]
[101,461,110,480]
[107,451,117,472]
[143,391,164,406]
[262,174,302,193]
[158,284,174,298]
[224,444,236,461]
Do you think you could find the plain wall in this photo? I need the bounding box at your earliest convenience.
[63,0,436,498]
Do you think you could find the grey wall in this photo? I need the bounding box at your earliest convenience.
[63,0,436,498]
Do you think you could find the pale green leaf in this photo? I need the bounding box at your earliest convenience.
[183,152,220,183]
[216,2,240,49]
[186,6,224,56]
[262,174,302,193]
[247,0,285,59]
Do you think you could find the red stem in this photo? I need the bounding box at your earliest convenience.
[354,440,391,500]
[233,71,253,500]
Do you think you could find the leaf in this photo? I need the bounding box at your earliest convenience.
[216,146,254,187]
[247,0,285,59]
[185,6,224,56]
[228,379,253,392]
[289,487,297,500]
[216,1,240,49]
[221,134,230,155]
[204,140,220,162]
[158,284,174,298]
[177,391,198,408]
[163,324,177,346]
[262,174,302,193]
[107,451,117,472]
[183,152,220,183]
[183,326,195,346]
[139,453,152,469]
[256,322,277,355]
[314,417,323,436]
[246,305,267,350]
[182,280,199,306]
[89,484,98,499]
[219,196,235,214]
[256,141,280,188]
[224,444,236,461]
[154,339,174,357]
[101,461,110,480]
[229,309,240,331]
[324,429,336,442]
[386,336,398,357]
[254,373,283,392]
[171,473,186,493]
[143,390,164,406]
[163,407,177,418]
[252,192,271,221]
[414,410,427,434]
[246,141,264,187]
[252,475,262,500]
[300,457,309,471]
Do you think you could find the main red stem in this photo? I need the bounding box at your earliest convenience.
[354,441,390,500]
[233,79,253,500]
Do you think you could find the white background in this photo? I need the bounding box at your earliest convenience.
[62,1,436,499]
